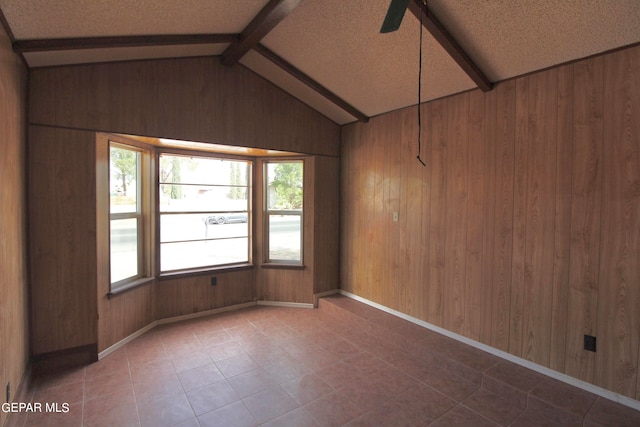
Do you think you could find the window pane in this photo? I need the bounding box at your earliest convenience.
[268,215,301,261]
[161,213,248,243]
[110,218,139,283]
[161,238,249,271]
[110,146,139,214]
[159,153,251,272]
[266,162,303,210]
[159,155,249,186]
[159,184,248,213]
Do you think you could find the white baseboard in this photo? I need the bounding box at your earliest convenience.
[156,301,257,326]
[338,290,640,412]
[98,321,157,360]
[257,300,314,309]
[98,301,257,360]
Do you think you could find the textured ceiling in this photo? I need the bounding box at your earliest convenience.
[2,0,640,124]
[258,0,476,119]
[432,0,640,82]
[0,0,265,37]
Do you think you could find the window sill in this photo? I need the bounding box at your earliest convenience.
[261,263,306,270]
[157,263,254,281]
[108,276,155,299]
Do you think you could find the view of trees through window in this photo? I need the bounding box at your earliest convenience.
[109,145,142,286]
[108,143,306,284]
[265,161,303,263]
[269,162,303,209]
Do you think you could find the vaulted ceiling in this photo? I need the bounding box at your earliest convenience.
[2,0,639,124]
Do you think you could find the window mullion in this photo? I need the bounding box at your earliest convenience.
[158,153,251,273]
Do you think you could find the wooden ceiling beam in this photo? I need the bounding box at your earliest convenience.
[13,34,239,53]
[255,44,369,123]
[408,0,492,92]
[221,0,301,66]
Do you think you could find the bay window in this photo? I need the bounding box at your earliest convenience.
[102,133,308,293]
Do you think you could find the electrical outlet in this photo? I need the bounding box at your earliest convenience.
[584,335,597,352]
[6,382,10,403]
[210,277,217,286]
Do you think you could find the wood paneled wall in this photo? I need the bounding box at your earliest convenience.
[99,283,156,352]
[313,156,340,295]
[29,57,339,157]
[28,127,98,355]
[156,271,255,320]
[28,56,340,354]
[0,24,29,427]
[341,45,640,400]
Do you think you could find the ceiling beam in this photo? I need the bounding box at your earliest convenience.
[255,44,369,123]
[13,34,239,53]
[221,0,301,66]
[408,0,492,92]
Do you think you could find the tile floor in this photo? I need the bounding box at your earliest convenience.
[9,295,640,426]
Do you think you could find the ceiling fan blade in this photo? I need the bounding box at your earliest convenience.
[380,0,411,33]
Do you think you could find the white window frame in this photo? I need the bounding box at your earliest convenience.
[109,142,151,292]
[263,160,304,265]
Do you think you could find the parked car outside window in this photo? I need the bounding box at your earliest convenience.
[204,213,248,225]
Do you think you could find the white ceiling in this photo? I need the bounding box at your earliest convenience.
[2,0,640,124]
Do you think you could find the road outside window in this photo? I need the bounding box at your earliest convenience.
[159,154,251,272]
[264,161,303,264]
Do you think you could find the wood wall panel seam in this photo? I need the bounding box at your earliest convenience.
[549,62,573,374]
